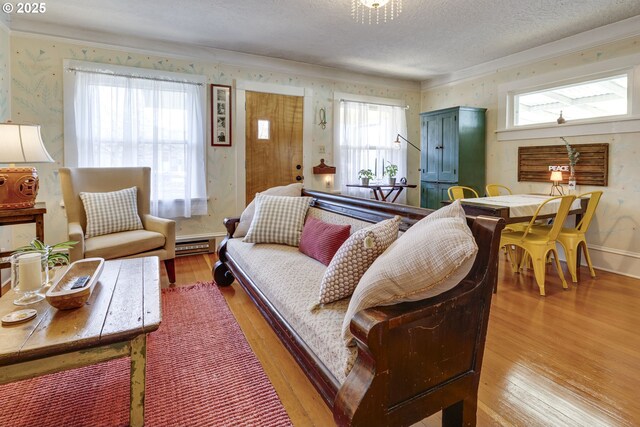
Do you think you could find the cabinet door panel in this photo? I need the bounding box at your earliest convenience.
[439,113,459,182]
[421,181,450,210]
[423,116,440,183]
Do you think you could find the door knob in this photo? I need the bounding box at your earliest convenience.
[296,175,303,181]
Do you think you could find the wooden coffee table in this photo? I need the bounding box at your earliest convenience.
[0,257,161,427]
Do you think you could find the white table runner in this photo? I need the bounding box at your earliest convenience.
[461,194,583,218]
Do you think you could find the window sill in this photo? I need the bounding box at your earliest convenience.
[496,115,640,141]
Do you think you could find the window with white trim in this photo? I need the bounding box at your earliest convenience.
[64,60,207,218]
[514,72,629,126]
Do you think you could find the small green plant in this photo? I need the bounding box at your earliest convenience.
[13,239,78,268]
[560,137,580,170]
[384,162,398,178]
[358,169,374,179]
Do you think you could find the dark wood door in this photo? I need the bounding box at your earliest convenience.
[245,91,303,204]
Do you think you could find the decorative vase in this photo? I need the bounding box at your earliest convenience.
[360,178,370,186]
[568,167,577,193]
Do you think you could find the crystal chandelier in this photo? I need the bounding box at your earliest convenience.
[352,0,402,24]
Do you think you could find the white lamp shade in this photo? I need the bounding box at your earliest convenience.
[0,123,54,163]
[550,171,563,182]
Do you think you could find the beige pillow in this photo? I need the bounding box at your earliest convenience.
[243,194,313,247]
[315,216,401,307]
[80,187,143,238]
[341,201,477,344]
[234,183,303,238]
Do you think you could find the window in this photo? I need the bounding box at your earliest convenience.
[258,120,270,139]
[336,98,407,201]
[64,60,207,218]
[514,74,628,126]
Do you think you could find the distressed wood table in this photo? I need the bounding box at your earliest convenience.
[346,183,417,203]
[0,257,161,427]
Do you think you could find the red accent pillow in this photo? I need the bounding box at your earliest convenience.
[299,217,351,266]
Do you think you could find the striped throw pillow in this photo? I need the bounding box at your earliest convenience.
[80,187,144,238]
[243,194,313,247]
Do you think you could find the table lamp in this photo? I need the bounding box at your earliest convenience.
[549,171,564,196]
[0,122,54,210]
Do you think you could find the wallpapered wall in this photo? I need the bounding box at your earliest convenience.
[422,35,640,276]
[6,35,421,249]
[0,26,11,254]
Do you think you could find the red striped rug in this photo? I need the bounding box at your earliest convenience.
[0,284,292,427]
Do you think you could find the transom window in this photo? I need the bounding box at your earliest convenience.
[514,74,628,126]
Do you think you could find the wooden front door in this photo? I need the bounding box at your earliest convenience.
[245,91,304,204]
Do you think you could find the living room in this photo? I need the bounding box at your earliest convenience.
[1,1,640,426]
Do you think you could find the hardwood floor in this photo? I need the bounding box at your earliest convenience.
[162,254,640,426]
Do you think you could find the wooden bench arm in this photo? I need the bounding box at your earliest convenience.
[223,217,241,238]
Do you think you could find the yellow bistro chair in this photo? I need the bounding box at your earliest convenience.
[485,184,512,197]
[447,185,479,201]
[530,191,603,283]
[500,195,576,296]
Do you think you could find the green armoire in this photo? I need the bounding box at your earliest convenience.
[420,106,487,209]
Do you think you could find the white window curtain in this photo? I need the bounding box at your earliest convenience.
[65,61,207,218]
[336,100,407,203]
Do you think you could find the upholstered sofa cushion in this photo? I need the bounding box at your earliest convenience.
[234,183,303,238]
[84,229,166,259]
[317,216,401,306]
[299,217,351,266]
[342,201,478,344]
[80,186,143,238]
[226,238,356,384]
[243,195,313,246]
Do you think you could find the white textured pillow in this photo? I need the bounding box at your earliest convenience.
[315,216,401,306]
[342,201,477,344]
[243,194,313,246]
[234,183,303,238]
[80,187,143,238]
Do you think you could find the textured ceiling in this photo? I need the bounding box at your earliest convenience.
[7,0,640,81]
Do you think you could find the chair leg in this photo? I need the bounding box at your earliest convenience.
[550,249,568,290]
[164,258,176,284]
[560,241,578,283]
[530,252,547,296]
[582,242,597,278]
[504,245,519,273]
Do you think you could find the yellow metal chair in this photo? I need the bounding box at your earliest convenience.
[485,184,512,197]
[530,191,602,283]
[500,195,576,296]
[447,185,479,201]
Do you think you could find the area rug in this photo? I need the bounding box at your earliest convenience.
[0,284,292,427]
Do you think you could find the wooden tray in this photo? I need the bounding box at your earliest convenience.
[45,258,104,310]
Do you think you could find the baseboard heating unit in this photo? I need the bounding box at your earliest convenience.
[175,234,222,257]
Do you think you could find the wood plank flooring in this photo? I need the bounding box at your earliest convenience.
[161,254,640,426]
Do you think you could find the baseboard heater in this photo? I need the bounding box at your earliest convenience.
[175,234,222,257]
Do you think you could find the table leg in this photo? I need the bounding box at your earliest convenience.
[35,213,45,242]
[371,187,381,200]
[574,212,583,280]
[390,187,404,203]
[130,334,147,427]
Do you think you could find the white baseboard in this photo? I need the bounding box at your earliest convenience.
[587,245,640,280]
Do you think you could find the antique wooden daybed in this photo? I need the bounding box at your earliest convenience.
[213,190,504,426]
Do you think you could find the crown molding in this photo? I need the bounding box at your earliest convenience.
[9,24,420,92]
[421,14,640,90]
[0,16,9,32]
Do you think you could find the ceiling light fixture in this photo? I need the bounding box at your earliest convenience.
[352,0,402,24]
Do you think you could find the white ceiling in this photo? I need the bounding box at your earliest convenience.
[6,0,640,82]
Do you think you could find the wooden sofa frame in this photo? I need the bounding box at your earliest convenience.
[213,190,505,427]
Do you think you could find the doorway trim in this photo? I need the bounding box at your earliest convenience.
[235,80,313,212]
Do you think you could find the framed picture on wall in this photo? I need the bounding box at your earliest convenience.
[211,84,232,147]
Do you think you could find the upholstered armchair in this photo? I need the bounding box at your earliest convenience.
[59,167,176,283]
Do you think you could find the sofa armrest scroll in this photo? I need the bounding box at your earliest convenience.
[223,217,240,238]
[67,222,85,262]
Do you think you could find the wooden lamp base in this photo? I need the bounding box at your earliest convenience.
[0,167,40,210]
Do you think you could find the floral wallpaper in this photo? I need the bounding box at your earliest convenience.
[0,26,10,254]
[421,35,640,270]
[8,35,421,247]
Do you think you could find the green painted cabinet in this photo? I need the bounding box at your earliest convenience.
[419,106,486,209]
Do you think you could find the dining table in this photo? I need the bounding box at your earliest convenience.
[442,194,589,277]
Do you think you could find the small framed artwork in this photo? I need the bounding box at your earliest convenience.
[211,84,232,147]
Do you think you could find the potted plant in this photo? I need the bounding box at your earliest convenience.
[384,162,398,185]
[13,238,78,285]
[561,137,580,192]
[358,169,374,186]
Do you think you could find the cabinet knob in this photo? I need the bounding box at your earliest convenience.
[296,175,303,181]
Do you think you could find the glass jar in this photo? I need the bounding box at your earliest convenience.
[10,250,48,306]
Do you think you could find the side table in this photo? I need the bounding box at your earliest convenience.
[0,202,47,294]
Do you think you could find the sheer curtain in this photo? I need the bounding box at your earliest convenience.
[336,101,407,202]
[68,65,207,218]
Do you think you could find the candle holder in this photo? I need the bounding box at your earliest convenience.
[10,250,48,306]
